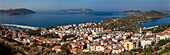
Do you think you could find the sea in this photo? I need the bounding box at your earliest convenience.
[0,10,170,29]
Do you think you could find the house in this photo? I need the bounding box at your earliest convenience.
[112,46,124,53]
[141,39,152,48]
[88,35,93,41]
[156,32,170,41]
[71,42,84,49]
[70,48,82,54]
[131,36,139,40]
[146,31,153,36]
[52,46,61,53]
[124,41,136,51]
[104,49,112,54]
[37,46,44,50]
[82,49,89,52]
[96,45,105,52]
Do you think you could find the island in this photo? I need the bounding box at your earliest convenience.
[57,8,94,12]
[140,10,169,18]
[115,10,142,15]
[164,11,170,13]
[0,8,36,15]
[115,10,169,18]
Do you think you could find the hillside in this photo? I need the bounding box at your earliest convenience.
[96,16,151,32]
[140,10,169,18]
[115,10,169,18]
[0,8,36,15]
[0,37,28,55]
[164,11,170,13]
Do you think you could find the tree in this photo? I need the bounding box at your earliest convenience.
[157,39,168,46]
[62,35,74,41]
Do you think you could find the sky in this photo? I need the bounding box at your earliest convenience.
[0,0,170,11]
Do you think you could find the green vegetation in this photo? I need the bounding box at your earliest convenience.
[0,37,27,55]
[42,34,60,38]
[62,35,75,41]
[26,28,42,36]
[97,16,151,32]
[157,39,170,46]
[46,26,55,30]
[141,10,169,18]
[144,24,170,33]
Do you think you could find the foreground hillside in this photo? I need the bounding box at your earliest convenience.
[0,37,27,55]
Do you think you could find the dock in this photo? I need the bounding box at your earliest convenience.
[1,24,39,30]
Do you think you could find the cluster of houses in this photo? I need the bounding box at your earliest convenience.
[0,23,169,54]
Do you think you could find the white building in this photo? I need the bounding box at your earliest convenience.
[141,39,152,48]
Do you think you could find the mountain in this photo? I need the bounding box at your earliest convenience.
[115,10,169,18]
[115,10,142,15]
[139,10,169,18]
[0,8,36,15]
[57,8,94,12]
[164,11,170,13]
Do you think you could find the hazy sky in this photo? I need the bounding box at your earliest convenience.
[0,0,170,11]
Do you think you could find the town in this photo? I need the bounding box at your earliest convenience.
[0,22,170,55]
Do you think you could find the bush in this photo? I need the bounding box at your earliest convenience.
[157,39,168,46]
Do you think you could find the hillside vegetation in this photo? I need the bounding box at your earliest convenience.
[97,16,151,32]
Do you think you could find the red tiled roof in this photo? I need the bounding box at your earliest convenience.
[104,49,112,53]
[131,36,139,38]
[142,39,151,41]
[70,48,76,53]
[37,46,44,50]
[53,46,61,49]
[113,46,123,50]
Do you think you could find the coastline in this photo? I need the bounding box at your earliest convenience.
[1,24,39,30]
[143,25,158,29]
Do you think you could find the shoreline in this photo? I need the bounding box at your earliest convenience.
[1,24,39,30]
[143,25,159,29]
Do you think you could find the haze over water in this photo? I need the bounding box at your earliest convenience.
[0,10,170,28]
[0,11,132,28]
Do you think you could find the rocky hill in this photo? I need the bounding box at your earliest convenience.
[140,10,169,18]
[115,10,169,18]
[95,16,151,32]
[115,10,142,15]
[0,8,36,15]
[164,11,170,13]
[57,8,94,12]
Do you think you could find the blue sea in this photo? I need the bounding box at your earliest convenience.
[0,10,170,28]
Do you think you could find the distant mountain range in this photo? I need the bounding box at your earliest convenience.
[115,10,142,15]
[115,10,169,18]
[0,8,36,15]
[57,8,94,12]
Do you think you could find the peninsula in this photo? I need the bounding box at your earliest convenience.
[115,10,142,15]
[115,10,169,18]
[57,8,94,12]
[164,11,170,13]
[0,8,36,15]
